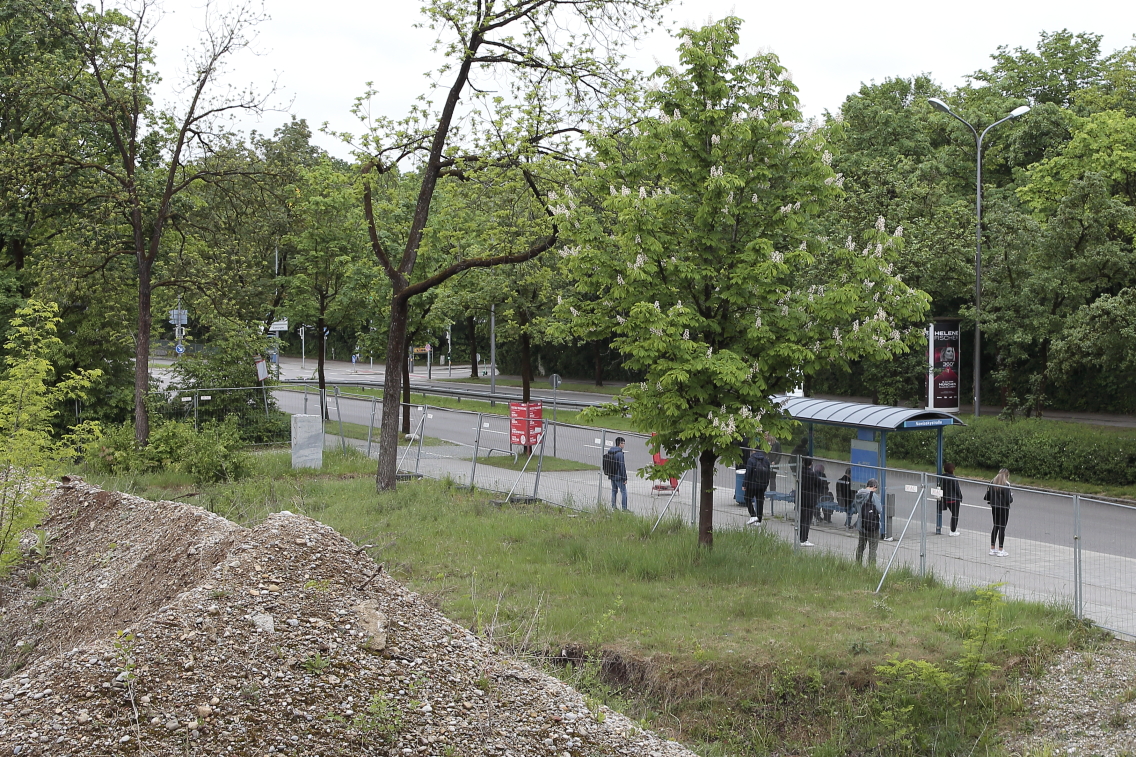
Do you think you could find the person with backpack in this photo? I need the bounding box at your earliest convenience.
[984,468,1013,556]
[836,467,854,528]
[743,448,772,526]
[603,437,628,511]
[939,462,964,536]
[854,479,882,566]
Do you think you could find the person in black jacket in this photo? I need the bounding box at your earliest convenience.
[836,468,854,528]
[743,449,771,526]
[606,437,628,511]
[798,460,819,546]
[984,468,1013,556]
[939,462,964,536]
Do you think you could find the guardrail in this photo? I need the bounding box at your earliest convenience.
[278,379,604,410]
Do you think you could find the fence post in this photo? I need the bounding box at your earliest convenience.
[194,389,199,432]
[470,413,483,487]
[1073,493,1082,620]
[532,422,548,500]
[597,430,607,508]
[304,386,309,415]
[793,454,801,552]
[919,471,927,577]
[690,463,698,526]
[365,396,377,457]
[415,406,426,476]
[335,386,346,450]
[262,383,270,421]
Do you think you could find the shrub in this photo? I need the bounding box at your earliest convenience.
[886,416,1136,486]
[0,301,100,573]
[86,418,250,484]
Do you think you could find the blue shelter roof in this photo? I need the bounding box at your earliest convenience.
[774,395,964,431]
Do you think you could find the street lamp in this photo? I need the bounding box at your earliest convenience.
[928,97,1030,416]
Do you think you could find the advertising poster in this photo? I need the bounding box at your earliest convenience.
[928,319,961,411]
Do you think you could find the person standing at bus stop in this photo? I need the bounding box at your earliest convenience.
[939,462,963,536]
[984,468,1013,556]
[604,437,628,511]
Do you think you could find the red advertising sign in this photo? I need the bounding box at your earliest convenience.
[509,402,544,446]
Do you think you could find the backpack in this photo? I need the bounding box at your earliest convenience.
[857,491,880,532]
[602,449,619,477]
[745,456,771,491]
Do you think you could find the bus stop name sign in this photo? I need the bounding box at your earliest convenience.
[903,418,955,429]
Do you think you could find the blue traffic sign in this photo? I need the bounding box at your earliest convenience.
[174,343,186,355]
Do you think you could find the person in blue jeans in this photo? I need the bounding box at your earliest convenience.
[607,437,628,510]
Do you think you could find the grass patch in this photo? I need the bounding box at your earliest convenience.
[289,386,640,433]
[441,376,628,396]
[318,418,453,447]
[475,452,598,472]
[77,456,1101,755]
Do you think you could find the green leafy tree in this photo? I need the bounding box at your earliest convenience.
[280,160,374,407]
[560,19,929,547]
[348,0,670,491]
[0,300,99,573]
[23,0,274,444]
[970,29,1104,107]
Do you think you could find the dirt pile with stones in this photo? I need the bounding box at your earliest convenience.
[0,478,696,757]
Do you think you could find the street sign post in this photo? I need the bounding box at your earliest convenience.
[548,374,562,457]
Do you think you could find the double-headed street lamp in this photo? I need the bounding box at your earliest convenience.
[928,97,1030,417]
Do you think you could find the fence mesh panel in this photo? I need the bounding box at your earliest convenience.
[1078,497,1136,638]
[149,387,289,444]
[261,394,1136,639]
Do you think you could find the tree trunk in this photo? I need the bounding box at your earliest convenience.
[402,340,412,434]
[468,316,478,379]
[592,341,604,387]
[317,316,328,418]
[133,256,153,444]
[519,311,532,403]
[376,295,410,491]
[698,449,717,549]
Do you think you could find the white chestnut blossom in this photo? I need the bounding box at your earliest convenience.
[682,329,690,340]
[822,150,832,166]
[711,134,721,145]
[875,216,886,232]
[621,186,631,196]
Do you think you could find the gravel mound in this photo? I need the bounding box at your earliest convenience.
[1004,642,1136,757]
[1,478,697,756]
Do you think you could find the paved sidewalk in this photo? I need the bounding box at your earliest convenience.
[325,432,1135,639]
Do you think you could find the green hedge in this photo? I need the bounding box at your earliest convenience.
[886,417,1136,486]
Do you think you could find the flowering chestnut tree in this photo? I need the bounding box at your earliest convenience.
[558,18,929,547]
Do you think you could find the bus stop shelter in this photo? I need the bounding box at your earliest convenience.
[775,395,964,535]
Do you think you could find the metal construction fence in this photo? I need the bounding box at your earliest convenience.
[148,386,289,444]
[266,386,1135,639]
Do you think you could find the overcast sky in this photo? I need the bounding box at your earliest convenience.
[150,0,1136,159]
